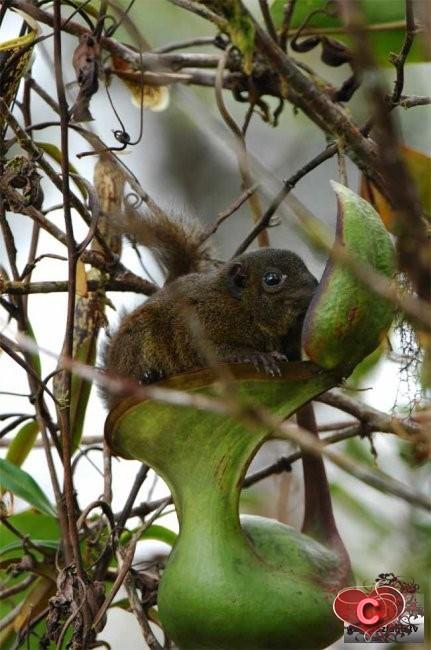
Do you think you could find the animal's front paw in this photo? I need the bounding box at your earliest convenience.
[230,352,286,377]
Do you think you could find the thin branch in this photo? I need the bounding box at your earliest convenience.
[154,36,216,53]
[318,389,420,438]
[391,0,416,104]
[166,0,228,30]
[202,184,259,240]
[0,575,36,599]
[92,498,170,631]
[397,94,431,108]
[117,465,150,530]
[259,0,279,43]
[123,571,162,650]
[215,47,269,247]
[234,143,337,256]
[0,435,104,447]
[280,0,297,51]
[53,0,87,604]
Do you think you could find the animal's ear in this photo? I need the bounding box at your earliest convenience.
[226,262,248,299]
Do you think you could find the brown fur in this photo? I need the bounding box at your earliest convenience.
[102,214,317,410]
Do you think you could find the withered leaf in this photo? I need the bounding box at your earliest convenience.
[71,33,100,123]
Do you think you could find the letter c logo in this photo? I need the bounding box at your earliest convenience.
[357,597,380,625]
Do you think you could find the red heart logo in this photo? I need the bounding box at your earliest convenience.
[333,585,405,639]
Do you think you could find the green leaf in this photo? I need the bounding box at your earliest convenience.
[0,511,60,559]
[345,342,386,388]
[271,0,429,66]
[0,538,59,556]
[70,289,105,450]
[0,459,56,517]
[6,421,39,467]
[25,320,41,378]
[226,0,255,74]
[119,523,177,547]
[140,524,177,546]
[70,335,97,451]
[344,437,375,468]
[35,142,88,199]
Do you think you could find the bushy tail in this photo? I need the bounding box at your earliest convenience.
[120,206,214,282]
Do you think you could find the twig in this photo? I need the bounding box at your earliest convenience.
[0,334,56,403]
[318,419,358,432]
[0,97,114,259]
[397,94,431,108]
[117,464,150,530]
[123,571,162,649]
[215,47,269,247]
[318,389,419,437]
[76,499,115,534]
[336,145,348,186]
[280,0,297,51]
[75,176,101,256]
[259,0,279,43]
[154,36,216,53]
[234,143,337,255]
[202,184,259,240]
[0,517,51,557]
[52,11,89,639]
[166,0,228,30]
[391,0,416,104]
[0,435,105,448]
[92,498,170,631]
[0,575,36,599]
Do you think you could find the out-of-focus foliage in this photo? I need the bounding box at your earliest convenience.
[271,0,430,65]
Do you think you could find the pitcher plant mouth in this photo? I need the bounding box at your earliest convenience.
[104,183,395,650]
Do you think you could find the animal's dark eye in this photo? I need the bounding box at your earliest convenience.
[262,271,287,293]
[263,272,282,286]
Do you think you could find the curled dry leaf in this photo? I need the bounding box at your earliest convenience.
[360,145,431,232]
[71,33,100,122]
[111,54,170,112]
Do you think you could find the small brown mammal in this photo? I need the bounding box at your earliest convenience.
[102,209,318,409]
